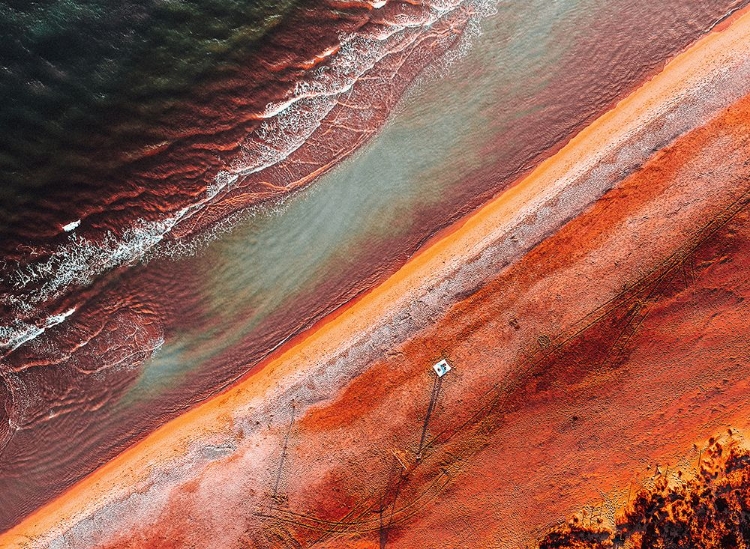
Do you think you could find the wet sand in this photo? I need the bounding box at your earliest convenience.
[3,7,750,547]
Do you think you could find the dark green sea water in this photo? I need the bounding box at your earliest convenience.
[0,0,297,225]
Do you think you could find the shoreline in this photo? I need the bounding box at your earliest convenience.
[4,4,750,546]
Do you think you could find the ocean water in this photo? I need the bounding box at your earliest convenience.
[0,0,475,351]
[0,0,296,220]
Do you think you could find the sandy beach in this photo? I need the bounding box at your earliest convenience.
[4,5,750,548]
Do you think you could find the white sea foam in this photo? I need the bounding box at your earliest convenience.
[0,308,76,353]
[6,217,179,308]
[62,219,81,232]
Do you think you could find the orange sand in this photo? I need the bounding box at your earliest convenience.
[4,6,750,547]
[106,90,750,547]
